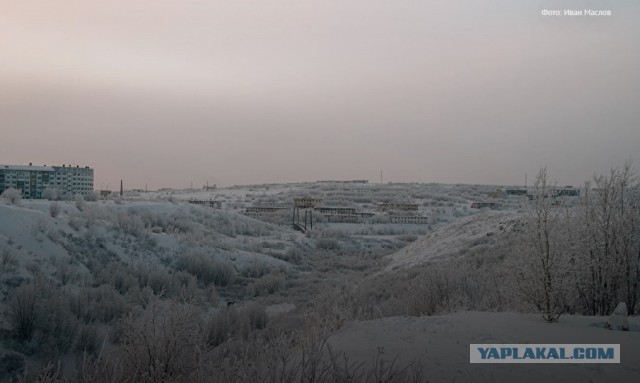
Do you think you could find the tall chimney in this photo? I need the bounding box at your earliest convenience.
[120,180,123,196]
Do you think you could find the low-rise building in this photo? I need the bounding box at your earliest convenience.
[376,203,419,212]
[390,216,428,224]
[294,197,323,208]
[315,206,356,215]
[554,187,580,197]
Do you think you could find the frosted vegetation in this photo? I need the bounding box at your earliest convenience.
[0,166,638,382]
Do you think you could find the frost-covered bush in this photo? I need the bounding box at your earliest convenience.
[84,191,99,202]
[49,201,61,217]
[243,257,268,278]
[74,194,86,211]
[96,262,138,294]
[0,248,18,271]
[74,324,102,355]
[1,188,22,204]
[116,211,146,238]
[247,272,286,297]
[31,216,50,237]
[176,253,237,287]
[316,238,340,250]
[7,279,78,355]
[42,187,60,201]
[206,303,268,346]
[70,284,129,324]
[119,296,203,382]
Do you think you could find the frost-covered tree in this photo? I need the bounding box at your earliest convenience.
[516,168,573,322]
[573,162,640,315]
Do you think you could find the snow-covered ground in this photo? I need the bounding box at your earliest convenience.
[329,312,640,382]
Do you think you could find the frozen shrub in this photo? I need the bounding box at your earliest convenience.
[116,211,146,238]
[49,201,61,217]
[206,303,267,346]
[1,248,18,271]
[42,187,60,201]
[247,272,286,297]
[84,191,99,202]
[7,279,78,354]
[243,257,268,278]
[146,269,174,295]
[1,188,22,204]
[68,216,84,231]
[119,295,203,382]
[243,302,268,331]
[70,284,129,324]
[316,238,340,250]
[31,216,50,236]
[74,324,102,355]
[75,194,86,211]
[7,282,39,341]
[176,253,237,287]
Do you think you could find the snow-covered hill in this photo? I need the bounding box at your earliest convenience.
[386,210,523,270]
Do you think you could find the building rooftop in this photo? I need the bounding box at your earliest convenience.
[0,164,54,172]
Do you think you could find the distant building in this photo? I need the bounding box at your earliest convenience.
[189,199,222,209]
[245,206,288,214]
[0,163,94,199]
[390,216,428,224]
[487,190,507,199]
[316,180,369,184]
[315,206,356,216]
[471,202,501,209]
[376,203,419,212]
[553,187,580,197]
[254,201,290,208]
[505,189,527,196]
[326,214,360,223]
[294,197,323,208]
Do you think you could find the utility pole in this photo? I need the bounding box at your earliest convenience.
[120,180,123,196]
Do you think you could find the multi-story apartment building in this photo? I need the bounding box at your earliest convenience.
[0,163,94,199]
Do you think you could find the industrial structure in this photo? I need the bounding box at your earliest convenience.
[0,163,94,199]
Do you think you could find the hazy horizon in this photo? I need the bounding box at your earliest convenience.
[2,1,639,190]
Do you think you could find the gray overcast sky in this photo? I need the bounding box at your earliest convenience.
[1,0,639,189]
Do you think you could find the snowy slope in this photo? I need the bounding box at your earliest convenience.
[386,210,523,270]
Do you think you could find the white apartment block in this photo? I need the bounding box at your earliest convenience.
[0,163,94,199]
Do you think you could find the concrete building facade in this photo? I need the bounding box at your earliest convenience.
[0,163,94,199]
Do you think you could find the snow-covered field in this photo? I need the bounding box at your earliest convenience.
[329,312,640,382]
[1,181,637,382]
